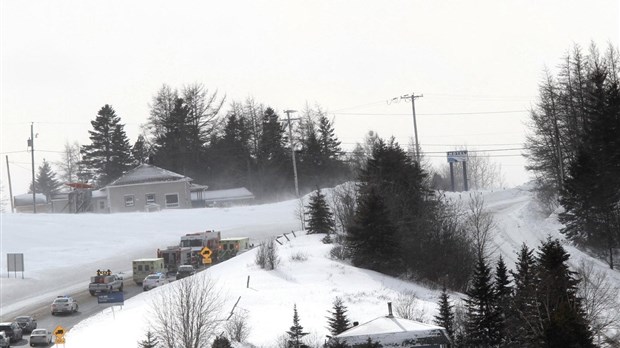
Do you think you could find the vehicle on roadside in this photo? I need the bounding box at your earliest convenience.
[88,271,124,295]
[143,272,167,291]
[0,332,9,348]
[0,322,22,343]
[175,265,196,280]
[29,329,53,347]
[14,316,37,333]
[50,296,78,315]
[132,258,166,285]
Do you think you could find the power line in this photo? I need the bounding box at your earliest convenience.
[333,110,528,116]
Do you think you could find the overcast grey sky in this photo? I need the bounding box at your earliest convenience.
[1,0,618,194]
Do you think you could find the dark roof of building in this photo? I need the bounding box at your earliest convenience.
[108,164,191,187]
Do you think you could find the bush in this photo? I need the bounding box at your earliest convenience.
[290,252,308,262]
[255,239,279,270]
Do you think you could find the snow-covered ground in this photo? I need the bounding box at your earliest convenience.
[1,186,619,347]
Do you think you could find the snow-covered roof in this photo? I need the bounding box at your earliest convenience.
[107,164,191,186]
[14,193,47,206]
[197,187,255,201]
[334,315,450,347]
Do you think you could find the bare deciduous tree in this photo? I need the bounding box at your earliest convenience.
[465,193,497,260]
[149,275,224,348]
[255,238,279,270]
[56,141,83,183]
[394,290,429,323]
[576,260,620,346]
[224,312,251,343]
[330,182,357,234]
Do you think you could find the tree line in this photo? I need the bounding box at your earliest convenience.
[31,84,353,201]
[525,43,620,270]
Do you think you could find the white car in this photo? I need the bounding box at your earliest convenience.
[51,296,78,315]
[143,273,167,291]
[29,328,53,346]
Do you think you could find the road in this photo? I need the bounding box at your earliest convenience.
[4,277,145,347]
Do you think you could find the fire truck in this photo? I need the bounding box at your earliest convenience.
[157,230,221,272]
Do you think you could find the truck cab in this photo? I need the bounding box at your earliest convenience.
[88,270,124,295]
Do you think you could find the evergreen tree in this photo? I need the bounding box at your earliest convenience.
[359,338,382,348]
[211,335,232,348]
[286,304,309,348]
[433,286,455,340]
[305,187,335,236]
[81,104,133,186]
[535,238,594,347]
[509,243,538,347]
[326,297,351,336]
[493,255,511,346]
[132,135,151,164]
[346,185,402,275]
[325,338,349,348]
[208,112,253,189]
[29,159,62,202]
[256,107,291,197]
[152,97,191,175]
[137,330,158,348]
[464,256,500,347]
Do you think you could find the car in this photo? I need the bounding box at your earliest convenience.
[143,272,167,291]
[14,316,37,333]
[50,296,78,315]
[0,332,9,348]
[29,329,53,347]
[0,322,22,343]
[175,265,196,280]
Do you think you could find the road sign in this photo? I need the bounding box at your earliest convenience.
[202,256,212,264]
[98,291,125,305]
[54,325,65,337]
[200,246,212,258]
[56,336,66,344]
[447,150,468,163]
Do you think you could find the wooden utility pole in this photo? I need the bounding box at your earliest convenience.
[29,122,36,213]
[284,110,300,197]
[5,155,14,213]
[398,93,423,162]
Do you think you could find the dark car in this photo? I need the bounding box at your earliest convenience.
[0,321,23,343]
[175,265,196,280]
[14,315,37,333]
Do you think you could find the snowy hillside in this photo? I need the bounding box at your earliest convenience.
[1,185,619,347]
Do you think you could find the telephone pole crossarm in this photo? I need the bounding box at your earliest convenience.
[397,93,423,162]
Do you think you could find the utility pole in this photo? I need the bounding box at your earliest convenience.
[284,110,300,197]
[5,155,14,213]
[399,93,423,163]
[28,122,36,213]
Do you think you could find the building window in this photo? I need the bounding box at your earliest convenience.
[99,201,105,210]
[146,193,156,204]
[165,193,179,208]
[124,195,135,207]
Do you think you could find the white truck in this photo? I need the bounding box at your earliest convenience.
[88,270,124,295]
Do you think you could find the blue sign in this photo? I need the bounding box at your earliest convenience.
[97,292,124,305]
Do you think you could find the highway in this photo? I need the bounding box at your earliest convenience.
[3,277,146,347]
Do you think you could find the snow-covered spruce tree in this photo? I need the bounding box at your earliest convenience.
[80,104,133,186]
[493,255,511,346]
[464,256,500,347]
[509,243,539,346]
[305,187,335,242]
[211,335,232,348]
[286,304,309,348]
[535,238,594,347]
[29,159,62,202]
[433,286,455,340]
[138,330,158,348]
[346,185,402,276]
[326,297,351,336]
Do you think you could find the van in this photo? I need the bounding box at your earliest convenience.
[132,258,166,285]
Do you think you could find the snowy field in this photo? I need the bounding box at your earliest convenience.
[1,185,619,347]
